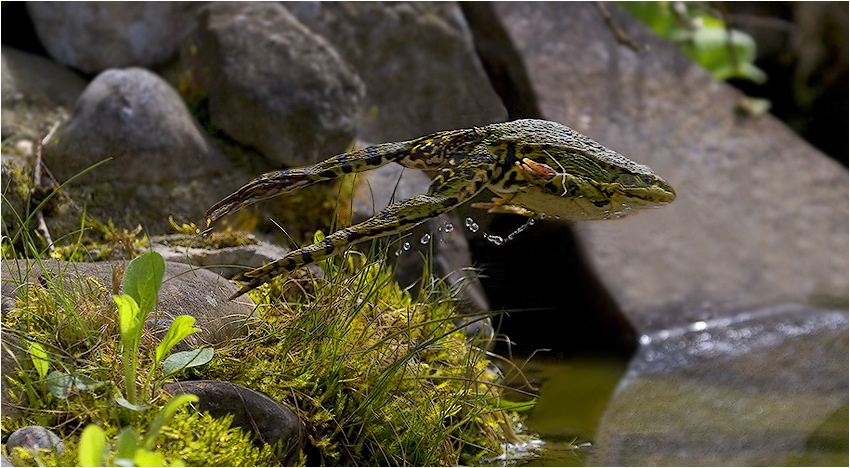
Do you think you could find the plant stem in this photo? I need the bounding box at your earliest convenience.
[124,340,138,404]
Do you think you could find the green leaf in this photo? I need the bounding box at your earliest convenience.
[143,394,199,450]
[46,371,104,399]
[133,449,166,467]
[115,427,140,461]
[113,294,141,339]
[123,251,165,318]
[154,316,200,369]
[78,424,106,467]
[161,348,214,378]
[114,396,151,412]
[28,342,49,380]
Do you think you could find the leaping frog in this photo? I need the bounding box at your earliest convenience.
[207,119,676,299]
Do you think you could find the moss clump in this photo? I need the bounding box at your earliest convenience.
[3,220,526,465]
[200,249,519,465]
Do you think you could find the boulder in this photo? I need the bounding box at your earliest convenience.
[180,2,364,166]
[6,425,64,454]
[37,67,239,234]
[26,2,206,74]
[470,2,847,337]
[286,1,507,143]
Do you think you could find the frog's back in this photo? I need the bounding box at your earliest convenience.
[484,119,651,176]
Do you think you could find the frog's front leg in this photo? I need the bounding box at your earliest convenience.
[227,168,488,299]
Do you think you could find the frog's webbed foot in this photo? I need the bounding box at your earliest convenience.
[206,170,314,226]
[471,197,538,217]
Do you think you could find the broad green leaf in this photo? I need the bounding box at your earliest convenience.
[123,251,165,317]
[154,316,200,369]
[161,348,214,378]
[78,424,106,467]
[115,427,140,461]
[114,396,151,411]
[133,449,166,467]
[113,294,141,338]
[46,370,73,399]
[143,394,199,450]
[28,342,49,380]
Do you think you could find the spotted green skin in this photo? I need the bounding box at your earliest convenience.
[207,119,675,299]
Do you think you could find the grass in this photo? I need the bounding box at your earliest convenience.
[1,173,530,465]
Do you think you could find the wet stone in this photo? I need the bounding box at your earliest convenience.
[592,304,849,466]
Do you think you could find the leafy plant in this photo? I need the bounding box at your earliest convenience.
[619,1,767,83]
[111,251,212,407]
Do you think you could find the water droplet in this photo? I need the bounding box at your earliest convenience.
[420,234,431,244]
[394,249,402,256]
[484,233,504,245]
[402,242,411,251]
[444,223,454,233]
[465,217,479,233]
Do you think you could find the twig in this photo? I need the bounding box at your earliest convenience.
[596,1,647,52]
[33,123,60,251]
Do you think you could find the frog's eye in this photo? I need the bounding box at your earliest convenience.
[642,175,654,185]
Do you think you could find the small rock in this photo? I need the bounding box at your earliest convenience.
[286,1,507,143]
[6,426,64,454]
[181,2,364,166]
[26,2,206,74]
[1,259,256,348]
[164,380,305,463]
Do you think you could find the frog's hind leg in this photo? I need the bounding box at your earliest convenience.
[228,167,488,299]
[207,141,417,224]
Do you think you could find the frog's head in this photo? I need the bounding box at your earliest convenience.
[508,146,676,220]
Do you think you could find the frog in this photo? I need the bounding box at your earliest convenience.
[206,119,676,299]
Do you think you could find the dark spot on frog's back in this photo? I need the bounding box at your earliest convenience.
[365,148,382,166]
[520,145,533,155]
[323,238,334,254]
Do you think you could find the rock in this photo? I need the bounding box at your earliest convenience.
[149,234,293,279]
[26,2,206,74]
[1,334,25,420]
[472,3,848,336]
[352,163,489,316]
[38,67,237,234]
[286,1,507,143]
[43,67,227,184]
[1,45,87,141]
[1,259,256,348]
[591,304,849,465]
[180,2,364,166]
[163,380,305,462]
[1,454,12,466]
[6,426,64,454]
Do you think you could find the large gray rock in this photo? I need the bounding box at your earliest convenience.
[1,45,87,141]
[26,2,206,74]
[2,259,256,349]
[164,380,305,463]
[37,67,238,234]
[484,2,848,332]
[180,2,364,166]
[591,304,848,466]
[286,1,507,143]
